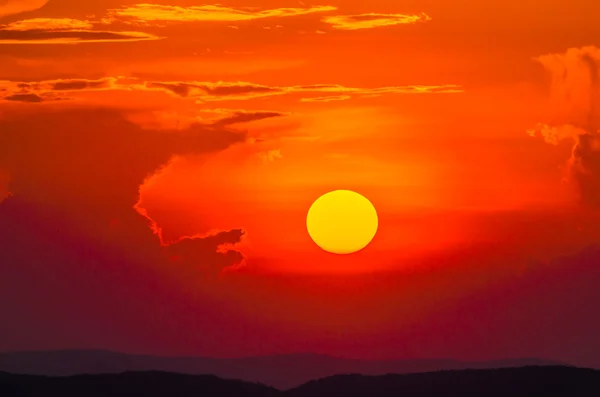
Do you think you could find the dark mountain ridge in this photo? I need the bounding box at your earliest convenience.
[284,366,600,396]
[0,349,565,390]
[0,370,278,397]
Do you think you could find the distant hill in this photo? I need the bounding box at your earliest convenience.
[1,366,600,396]
[284,366,600,397]
[0,349,565,390]
[0,371,277,397]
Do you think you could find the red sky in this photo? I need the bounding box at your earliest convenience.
[1,0,600,367]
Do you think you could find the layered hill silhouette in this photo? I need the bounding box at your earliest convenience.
[0,349,564,389]
[2,366,600,396]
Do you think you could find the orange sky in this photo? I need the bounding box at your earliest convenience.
[2,0,600,365]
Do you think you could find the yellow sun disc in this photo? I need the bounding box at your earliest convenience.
[306,190,378,254]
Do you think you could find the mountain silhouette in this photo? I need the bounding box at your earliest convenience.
[0,371,277,397]
[2,366,600,396]
[284,366,600,396]
[0,349,565,389]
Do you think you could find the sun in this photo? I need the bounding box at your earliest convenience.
[306,190,378,254]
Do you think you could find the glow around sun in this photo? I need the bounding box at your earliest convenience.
[306,190,378,254]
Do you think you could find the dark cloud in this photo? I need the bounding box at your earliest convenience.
[0,78,116,102]
[0,107,247,274]
[50,79,114,91]
[568,133,600,208]
[4,93,43,102]
[211,110,285,126]
[165,229,246,276]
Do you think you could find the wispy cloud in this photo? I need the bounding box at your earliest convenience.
[2,18,94,31]
[146,81,464,101]
[146,81,280,99]
[258,148,283,163]
[124,107,288,130]
[300,95,351,102]
[107,4,337,24]
[208,109,288,126]
[0,17,162,44]
[0,77,463,103]
[323,12,431,30]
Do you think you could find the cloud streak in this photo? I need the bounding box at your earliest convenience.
[0,18,162,44]
[2,18,94,31]
[300,95,351,102]
[0,77,464,103]
[107,4,337,24]
[138,80,464,101]
[323,12,431,30]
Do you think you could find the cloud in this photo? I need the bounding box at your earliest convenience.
[0,77,464,103]
[49,78,117,91]
[0,77,118,102]
[124,108,287,130]
[208,109,287,126]
[163,229,246,276]
[4,93,44,102]
[2,18,94,31]
[258,148,283,163]
[0,107,248,274]
[0,18,162,44]
[300,95,351,102]
[527,123,587,145]
[107,4,337,24]
[145,81,280,99]
[528,46,600,208]
[0,0,49,18]
[323,12,431,30]
[149,81,463,101]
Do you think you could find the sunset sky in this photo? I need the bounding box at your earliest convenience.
[1,0,600,368]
